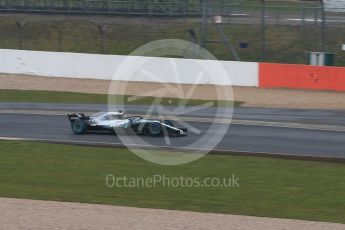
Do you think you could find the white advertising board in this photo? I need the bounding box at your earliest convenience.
[324,0,345,12]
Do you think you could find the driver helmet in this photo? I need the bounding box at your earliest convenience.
[118,110,125,118]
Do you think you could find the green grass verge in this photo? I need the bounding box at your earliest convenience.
[0,89,243,107]
[1,14,344,65]
[0,140,344,223]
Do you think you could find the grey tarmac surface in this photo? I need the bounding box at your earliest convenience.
[1,103,345,159]
[2,102,345,126]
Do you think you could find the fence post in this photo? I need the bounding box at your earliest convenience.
[276,8,280,25]
[216,24,240,61]
[301,6,306,27]
[260,0,266,61]
[129,0,134,16]
[58,29,62,52]
[97,24,106,54]
[314,6,318,24]
[319,0,326,52]
[201,0,208,48]
[63,0,69,11]
[16,19,26,50]
[183,0,187,18]
[148,0,152,16]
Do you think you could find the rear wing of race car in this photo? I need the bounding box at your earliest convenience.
[67,113,89,122]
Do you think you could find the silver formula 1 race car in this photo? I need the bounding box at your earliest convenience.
[67,111,187,136]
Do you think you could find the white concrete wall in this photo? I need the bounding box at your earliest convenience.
[0,49,258,87]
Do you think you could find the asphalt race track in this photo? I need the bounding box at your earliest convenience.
[1,103,345,159]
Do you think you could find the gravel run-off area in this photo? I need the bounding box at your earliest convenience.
[1,198,344,230]
[1,74,345,110]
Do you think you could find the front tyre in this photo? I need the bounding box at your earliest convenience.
[71,120,87,134]
[147,123,162,136]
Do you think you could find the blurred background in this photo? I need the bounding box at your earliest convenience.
[0,0,344,65]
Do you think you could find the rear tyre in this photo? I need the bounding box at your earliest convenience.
[147,123,162,136]
[71,120,87,134]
